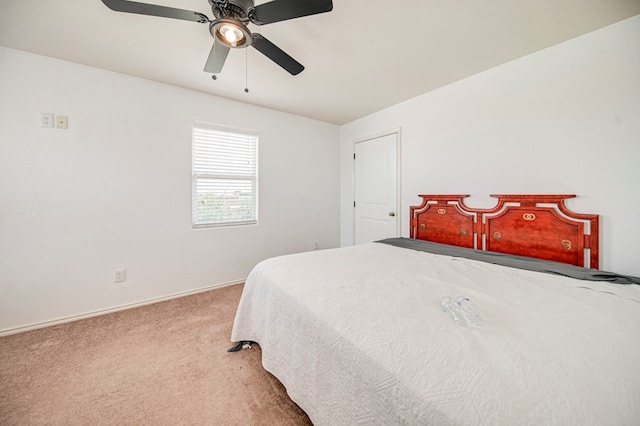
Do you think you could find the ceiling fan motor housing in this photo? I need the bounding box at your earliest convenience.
[209,0,254,21]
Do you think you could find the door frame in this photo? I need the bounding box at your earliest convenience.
[352,128,402,245]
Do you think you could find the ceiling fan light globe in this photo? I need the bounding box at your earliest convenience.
[221,24,240,43]
[211,19,252,48]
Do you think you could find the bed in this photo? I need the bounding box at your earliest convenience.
[230,194,640,425]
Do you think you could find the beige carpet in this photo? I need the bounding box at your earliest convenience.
[0,284,312,425]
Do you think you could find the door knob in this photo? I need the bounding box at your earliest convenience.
[389,212,396,217]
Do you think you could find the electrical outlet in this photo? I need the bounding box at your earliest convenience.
[113,268,127,283]
[40,113,54,128]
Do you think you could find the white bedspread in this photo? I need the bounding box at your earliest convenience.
[231,242,640,425]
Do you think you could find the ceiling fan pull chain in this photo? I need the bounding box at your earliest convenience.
[244,48,249,93]
[211,42,218,80]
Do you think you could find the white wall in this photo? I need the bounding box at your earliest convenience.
[0,47,340,333]
[340,15,640,276]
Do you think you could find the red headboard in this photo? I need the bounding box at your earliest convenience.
[410,194,599,269]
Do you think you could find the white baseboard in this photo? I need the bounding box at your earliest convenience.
[0,280,244,337]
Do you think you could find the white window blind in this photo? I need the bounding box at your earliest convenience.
[192,122,258,227]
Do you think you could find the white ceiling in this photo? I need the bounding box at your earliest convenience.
[1,0,639,125]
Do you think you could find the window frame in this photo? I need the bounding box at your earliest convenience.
[191,122,259,229]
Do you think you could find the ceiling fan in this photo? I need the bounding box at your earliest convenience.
[101,0,333,76]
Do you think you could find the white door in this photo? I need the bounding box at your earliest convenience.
[354,133,399,244]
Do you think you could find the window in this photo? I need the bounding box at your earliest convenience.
[192,122,258,227]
